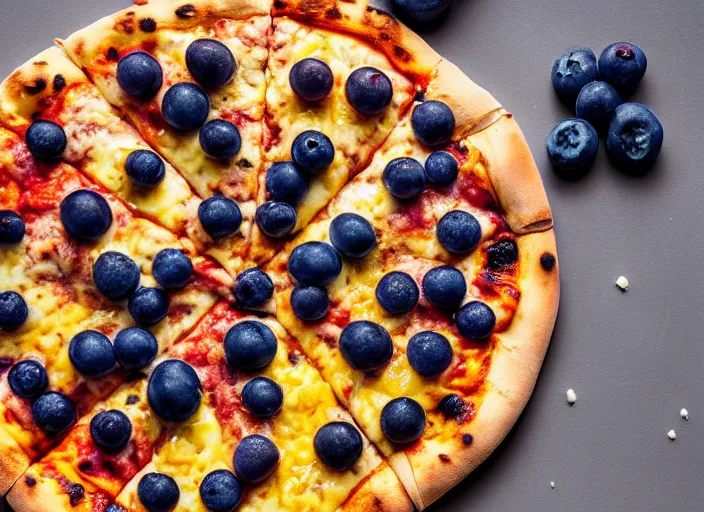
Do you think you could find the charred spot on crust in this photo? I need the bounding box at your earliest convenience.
[30,112,41,120]
[106,47,120,62]
[24,476,36,487]
[273,0,286,8]
[67,483,85,505]
[380,33,390,41]
[438,454,451,463]
[238,158,253,168]
[487,239,519,270]
[540,253,556,271]
[175,4,197,18]
[139,18,157,33]
[287,350,301,365]
[53,74,66,92]
[78,461,92,472]
[24,79,47,95]
[126,394,140,405]
[414,90,426,103]
[462,433,473,446]
[394,46,412,63]
[326,8,342,19]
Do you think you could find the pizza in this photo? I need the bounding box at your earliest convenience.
[0,0,559,511]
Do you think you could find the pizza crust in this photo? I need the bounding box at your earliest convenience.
[0,426,30,496]
[341,462,414,512]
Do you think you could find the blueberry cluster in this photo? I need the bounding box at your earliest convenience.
[549,42,663,177]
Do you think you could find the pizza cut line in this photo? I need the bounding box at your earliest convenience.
[0,0,560,511]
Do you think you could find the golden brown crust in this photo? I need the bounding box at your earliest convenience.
[0,425,31,495]
[341,462,414,512]
[468,114,553,234]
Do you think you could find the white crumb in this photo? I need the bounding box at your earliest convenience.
[667,429,676,440]
[170,435,179,443]
[550,481,555,489]
[566,388,577,405]
[615,276,629,291]
[680,408,689,421]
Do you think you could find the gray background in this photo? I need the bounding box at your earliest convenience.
[1,0,702,511]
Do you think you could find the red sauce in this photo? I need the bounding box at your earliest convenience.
[326,305,350,329]
[75,425,143,483]
[0,357,14,376]
[220,109,255,129]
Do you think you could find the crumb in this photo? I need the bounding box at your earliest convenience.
[550,481,555,489]
[615,276,629,291]
[680,408,689,421]
[566,388,577,405]
[667,429,676,440]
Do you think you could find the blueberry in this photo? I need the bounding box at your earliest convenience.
[198,195,243,241]
[437,210,481,255]
[93,251,141,301]
[125,150,166,188]
[392,0,453,23]
[291,130,335,176]
[90,409,132,453]
[60,189,113,242]
[241,377,284,419]
[117,52,163,99]
[153,249,193,290]
[186,39,236,89]
[199,470,242,512]
[288,242,342,286]
[575,81,622,131]
[31,392,76,436]
[128,287,170,326]
[0,291,29,332]
[113,327,158,370]
[255,201,297,239]
[138,472,180,512]
[233,268,274,309]
[0,210,25,245]
[69,330,116,378]
[438,393,467,418]
[314,422,363,471]
[265,161,309,206]
[546,119,599,177]
[380,397,426,444]
[289,58,334,103]
[424,151,458,186]
[339,321,393,372]
[422,266,466,309]
[407,331,453,377]
[147,360,202,422]
[25,120,67,160]
[486,239,519,270]
[199,120,241,160]
[551,46,599,103]
[376,271,419,315]
[233,434,280,483]
[161,82,210,131]
[606,102,663,173]
[106,505,127,512]
[291,286,329,322]
[8,360,48,400]
[382,158,427,200]
[599,42,647,93]
[412,101,455,147]
[345,67,393,116]
[456,301,495,339]
[224,321,278,371]
[329,213,376,259]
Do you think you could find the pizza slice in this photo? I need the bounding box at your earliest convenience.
[112,302,412,512]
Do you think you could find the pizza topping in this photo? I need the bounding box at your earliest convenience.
[0,290,29,332]
[289,58,334,103]
[114,327,158,370]
[487,239,519,270]
[199,119,242,160]
[0,209,26,244]
[233,268,274,309]
[462,433,473,445]
[161,82,210,131]
[412,100,456,147]
[383,157,428,200]
[128,287,170,326]
[292,130,335,176]
[138,17,157,33]
[52,74,66,92]
[329,213,377,259]
[175,4,197,18]
[60,189,113,242]
[186,39,237,90]
[25,120,67,160]
[69,330,117,378]
[314,421,363,471]
[147,360,202,422]
[456,301,496,340]
[438,394,468,419]
[393,0,454,23]
[291,285,330,322]
[266,161,309,206]
[376,271,420,315]
[125,149,166,188]
[199,469,243,512]
[233,434,280,483]
[381,397,426,444]
[437,210,482,255]
[345,67,394,117]
[224,321,278,370]
[422,266,467,310]
[241,376,284,419]
[116,52,163,99]
[31,391,76,436]
[93,251,141,300]
[138,472,180,512]
[255,201,297,238]
[198,195,243,241]
[150,249,193,291]
[540,252,556,271]
[407,331,454,378]
[339,320,393,372]
[288,242,342,286]
[425,151,459,186]
[106,504,127,512]
[8,360,48,400]
[89,409,132,453]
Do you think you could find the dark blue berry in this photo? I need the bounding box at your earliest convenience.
[265,161,309,206]
[329,213,376,259]
[291,286,329,322]
[224,321,277,371]
[233,435,280,483]
[0,291,28,332]
[437,210,481,255]
[407,331,453,377]
[339,321,393,372]
[199,470,242,512]
[288,242,342,286]
[0,210,25,245]
[380,397,426,444]
[291,131,334,175]
[551,46,599,103]
[546,119,599,177]
[345,67,393,116]
[382,157,427,200]
[106,505,127,512]
[114,327,158,370]
[117,52,163,99]
[90,409,132,453]
[241,377,284,419]
[128,287,170,326]
[486,239,519,270]
[255,201,297,239]
[289,58,334,103]
[199,120,241,160]
[599,42,647,93]
[424,151,458,186]
[147,360,202,422]
[186,39,236,89]
[456,301,495,339]
[60,189,113,242]
[233,268,274,309]
[93,251,141,300]
[314,422,363,471]
[161,82,210,131]
[606,102,663,173]
[69,330,116,378]
[32,392,76,436]
[198,195,243,240]
[25,120,67,160]
[438,393,466,418]
[376,271,419,315]
[125,150,166,188]
[153,249,193,290]
[392,0,453,23]
[138,472,180,512]
[8,360,48,400]
[576,81,622,131]
[422,266,466,309]
[411,101,455,147]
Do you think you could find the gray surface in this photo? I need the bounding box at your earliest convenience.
[1,1,703,511]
